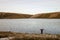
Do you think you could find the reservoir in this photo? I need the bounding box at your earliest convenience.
[0,19,60,34]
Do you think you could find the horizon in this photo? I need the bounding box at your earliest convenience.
[0,0,60,14]
[0,11,60,15]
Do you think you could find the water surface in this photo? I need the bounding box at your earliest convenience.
[0,19,60,34]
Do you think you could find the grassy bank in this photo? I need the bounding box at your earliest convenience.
[0,31,60,40]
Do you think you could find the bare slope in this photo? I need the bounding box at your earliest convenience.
[0,12,32,19]
[31,12,60,19]
[0,12,60,19]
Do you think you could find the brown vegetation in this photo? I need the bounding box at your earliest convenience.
[0,31,15,38]
[31,12,60,18]
[0,31,60,40]
[0,12,32,19]
[0,12,60,19]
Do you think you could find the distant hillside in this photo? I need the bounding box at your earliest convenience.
[0,12,60,19]
[31,12,60,19]
[0,12,32,19]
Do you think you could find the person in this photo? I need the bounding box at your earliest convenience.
[40,29,44,34]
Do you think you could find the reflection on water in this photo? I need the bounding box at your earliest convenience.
[0,19,60,34]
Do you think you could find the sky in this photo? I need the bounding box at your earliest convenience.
[0,0,60,14]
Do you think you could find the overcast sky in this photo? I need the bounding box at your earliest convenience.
[0,0,60,14]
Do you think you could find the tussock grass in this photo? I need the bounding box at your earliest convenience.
[0,31,60,40]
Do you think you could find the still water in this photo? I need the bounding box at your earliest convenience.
[0,19,60,34]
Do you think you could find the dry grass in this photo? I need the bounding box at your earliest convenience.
[0,31,60,40]
[0,12,32,19]
[31,12,60,18]
[0,12,60,19]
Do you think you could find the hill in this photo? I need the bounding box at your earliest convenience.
[31,12,60,19]
[0,12,32,19]
[0,12,60,19]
